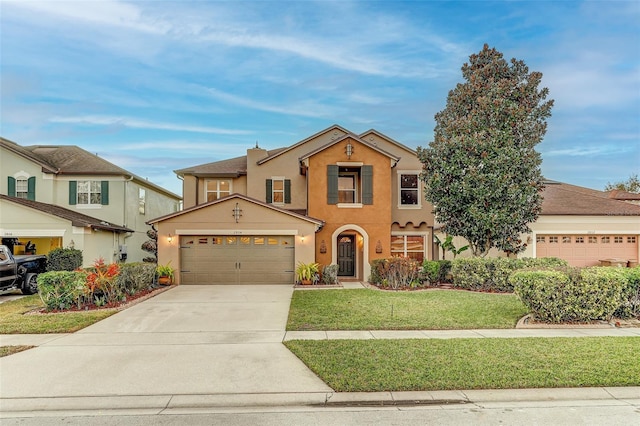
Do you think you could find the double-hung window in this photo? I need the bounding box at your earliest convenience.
[266,178,291,204]
[78,181,102,205]
[69,180,108,206]
[7,175,35,200]
[327,164,372,206]
[398,171,421,208]
[205,179,231,202]
[16,178,28,199]
[139,188,146,214]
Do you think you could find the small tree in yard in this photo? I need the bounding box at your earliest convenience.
[418,44,554,257]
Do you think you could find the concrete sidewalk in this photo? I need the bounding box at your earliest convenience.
[4,325,639,347]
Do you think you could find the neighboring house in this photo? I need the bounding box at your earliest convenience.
[1,137,181,265]
[149,125,435,285]
[523,181,640,267]
[437,181,640,267]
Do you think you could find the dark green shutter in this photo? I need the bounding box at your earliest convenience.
[27,177,36,200]
[8,177,16,197]
[101,181,109,205]
[327,165,338,204]
[362,165,373,205]
[266,179,273,203]
[284,179,291,204]
[69,181,77,205]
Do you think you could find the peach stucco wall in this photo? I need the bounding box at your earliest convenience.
[307,137,393,280]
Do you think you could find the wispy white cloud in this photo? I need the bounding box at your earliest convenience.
[204,87,339,118]
[544,145,634,157]
[49,115,253,135]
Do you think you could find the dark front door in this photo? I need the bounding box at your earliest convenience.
[337,235,355,276]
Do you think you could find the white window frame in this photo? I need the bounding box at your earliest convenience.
[397,170,422,209]
[390,233,428,261]
[338,171,359,204]
[205,179,232,202]
[271,176,285,205]
[77,180,102,206]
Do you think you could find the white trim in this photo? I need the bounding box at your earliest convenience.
[337,203,363,208]
[1,229,66,237]
[13,170,30,179]
[397,170,422,208]
[76,204,102,210]
[336,161,364,167]
[174,229,299,236]
[204,178,233,202]
[331,224,370,281]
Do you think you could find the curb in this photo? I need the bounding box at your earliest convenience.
[1,387,638,417]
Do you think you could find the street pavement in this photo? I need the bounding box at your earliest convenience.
[1,284,639,419]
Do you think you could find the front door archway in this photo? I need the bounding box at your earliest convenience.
[331,224,370,281]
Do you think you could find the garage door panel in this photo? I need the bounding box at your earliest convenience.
[537,234,638,267]
[180,235,294,285]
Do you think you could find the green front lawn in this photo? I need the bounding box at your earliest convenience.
[285,337,640,391]
[0,296,116,334]
[287,289,528,330]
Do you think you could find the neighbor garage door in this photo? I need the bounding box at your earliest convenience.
[180,235,295,285]
[536,234,638,267]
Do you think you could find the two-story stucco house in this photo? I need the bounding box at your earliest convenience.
[149,125,435,285]
[1,137,181,265]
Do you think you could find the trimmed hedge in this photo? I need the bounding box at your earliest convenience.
[510,267,626,323]
[615,267,640,318]
[450,257,568,292]
[117,262,156,295]
[46,248,83,271]
[420,260,452,285]
[37,271,89,310]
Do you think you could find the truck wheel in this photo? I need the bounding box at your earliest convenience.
[21,273,38,295]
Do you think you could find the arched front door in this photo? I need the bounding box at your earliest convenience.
[337,235,355,276]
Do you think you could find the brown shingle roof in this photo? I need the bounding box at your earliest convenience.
[175,148,286,177]
[0,195,133,233]
[1,138,181,200]
[607,190,640,201]
[541,182,640,216]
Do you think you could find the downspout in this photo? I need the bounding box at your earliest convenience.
[123,175,135,246]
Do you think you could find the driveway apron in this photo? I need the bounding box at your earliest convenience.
[0,285,332,398]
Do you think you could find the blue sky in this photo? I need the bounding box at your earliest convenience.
[1,0,638,196]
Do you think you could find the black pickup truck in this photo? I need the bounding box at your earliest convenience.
[0,245,47,294]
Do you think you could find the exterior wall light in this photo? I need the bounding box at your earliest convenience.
[167,234,173,243]
[345,142,354,159]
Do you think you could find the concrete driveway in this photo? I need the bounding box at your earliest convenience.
[0,285,332,399]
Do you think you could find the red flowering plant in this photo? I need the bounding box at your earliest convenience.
[85,257,121,306]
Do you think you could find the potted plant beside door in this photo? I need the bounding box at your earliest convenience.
[295,262,319,285]
[157,263,175,285]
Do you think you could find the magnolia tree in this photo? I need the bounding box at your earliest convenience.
[418,45,554,256]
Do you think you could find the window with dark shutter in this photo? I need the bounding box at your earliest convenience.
[284,179,291,204]
[7,177,16,197]
[327,165,338,204]
[27,177,36,201]
[69,181,77,205]
[362,165,373,205]
[101,181,109,205]
[266,179,273,203]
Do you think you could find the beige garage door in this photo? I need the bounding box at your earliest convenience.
[536,235,638,267]
[180,235,295,285]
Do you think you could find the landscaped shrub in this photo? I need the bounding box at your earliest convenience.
[615,266,640,318]
[321,264,339,285]
[371,257,420,289]
[451,257,569,292]
[37,271,88,310]
[421,260,440,285]
[46,248,83,271]
[85,258,121,306]
[117,262,156,295]
[369,259,386,285]
[437,260,452,283]
[511,267,626,323]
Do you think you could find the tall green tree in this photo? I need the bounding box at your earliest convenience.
[418,44,554,256]
[604,174,640,193]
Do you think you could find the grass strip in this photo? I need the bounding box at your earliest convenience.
[0,345,35,357]
[285,337,640,391]
[287,289,528,330]
[0,296,116,334]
